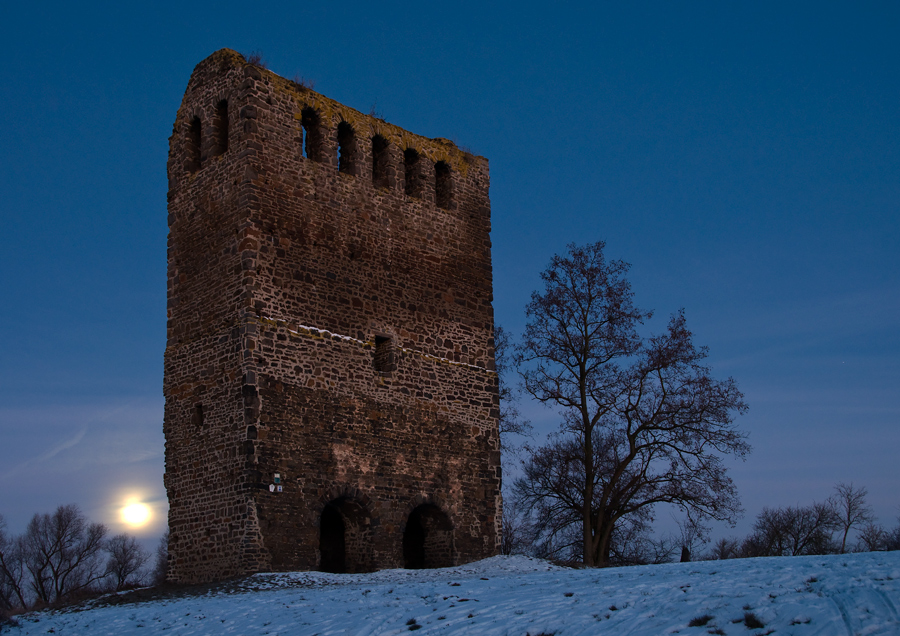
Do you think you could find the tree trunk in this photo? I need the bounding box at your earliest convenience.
[582,415,594,566]
[583,511,594,566]
[590,518,613,567]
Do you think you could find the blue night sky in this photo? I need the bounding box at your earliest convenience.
[1,1,898,546]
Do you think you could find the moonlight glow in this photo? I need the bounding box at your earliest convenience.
[121,502,152,528]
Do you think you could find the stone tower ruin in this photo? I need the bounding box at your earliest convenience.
[163,49,500,583]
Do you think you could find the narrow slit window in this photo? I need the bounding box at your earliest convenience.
[404,148,421,198]
[192,403,204,427]
[301,107,322,162]
[186,116,202,173]
[294,122,308,159]
[371,135,389,188]
[435,161,452,209]
[337,121,356,175]
[212,100,228,157]
[374,336,394,373]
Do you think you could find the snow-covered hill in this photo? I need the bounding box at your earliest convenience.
[5,552,900,635]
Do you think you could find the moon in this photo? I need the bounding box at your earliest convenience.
[121,502,152,528]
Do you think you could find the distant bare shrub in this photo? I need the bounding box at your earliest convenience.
[708,537,740,560]
[499,498,532,556]
[292,74,315,90]
[856,522,887,552]
[608,517,678,566]
[675,515,709,563]
[245,51,268,69]
[741,502,839,557]
[152,530,169,586]
[886,519,900,551]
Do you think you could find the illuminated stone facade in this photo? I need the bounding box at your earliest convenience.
[163,49,500,583]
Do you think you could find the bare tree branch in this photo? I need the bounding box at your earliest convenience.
[494,325,532,447]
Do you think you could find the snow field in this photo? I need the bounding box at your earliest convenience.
[6,552,900,636]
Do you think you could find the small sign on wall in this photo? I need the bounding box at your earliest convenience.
[269,473,284,492]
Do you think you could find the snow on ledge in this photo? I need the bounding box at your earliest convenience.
[259,315,495,374]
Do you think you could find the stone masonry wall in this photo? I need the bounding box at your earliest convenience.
[164,49,500,583]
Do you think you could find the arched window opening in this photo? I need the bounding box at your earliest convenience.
[212,100,228,157]
[403,504,454,569]
[337,121,357,175]
[301,107,323,162]
[404,148,421,198]
[318,498,374,574]
[435,161,453,209]
[371,135,390,188]
[186,117,202,173]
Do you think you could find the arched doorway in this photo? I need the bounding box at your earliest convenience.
[403,504,454,569]
[319,503,346,573]
[318,498,373,573]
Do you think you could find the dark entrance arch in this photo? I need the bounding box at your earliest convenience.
[319,503,346,573]
[403,504,454,569]
[318,498,373,573]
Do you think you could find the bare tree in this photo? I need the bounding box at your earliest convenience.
[884,515,900,552]
[742,503,839,557]
[831,482,874,554]
[104,534,150,591]
[888,529,900,551]
[514,241,749,566]
[708,537,740,560]
[0,514,14,611]
[856,522,887,552]
[22,505,107,605]
[0,515,28,612]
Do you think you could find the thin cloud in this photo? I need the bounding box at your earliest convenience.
[1,425,88,480]
[0,398,164,478]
